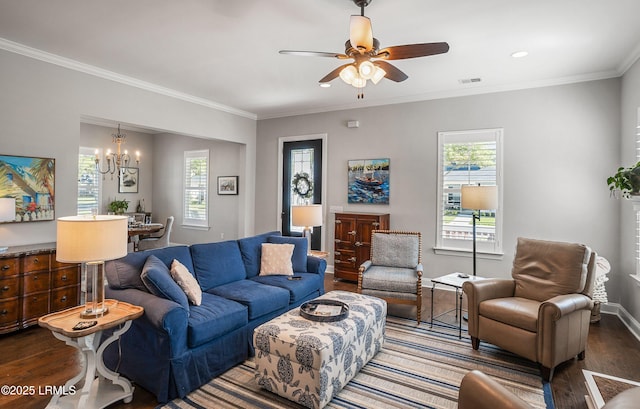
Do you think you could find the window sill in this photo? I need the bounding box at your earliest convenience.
[181,224,210,231]
[631,274,640,286]
[433,247,504,260]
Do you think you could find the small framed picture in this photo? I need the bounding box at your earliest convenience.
[119,167,139,193]
[217,176,238,195]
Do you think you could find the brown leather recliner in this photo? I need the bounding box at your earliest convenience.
[459,370,640,409]
[462,237,596,381]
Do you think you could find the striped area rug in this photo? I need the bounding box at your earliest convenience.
[160,316,554,409]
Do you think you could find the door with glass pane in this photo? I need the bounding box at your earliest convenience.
[282,139,322,250]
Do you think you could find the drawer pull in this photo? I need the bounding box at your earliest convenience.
[354,242,363,247]
[33,257,39,264]
[335,220,342,224]
[1,265,9,271]
[334,260,342,264]
[0,310,7,315]
[334,239,341,244]
[60,296,67,302]
[334,251,341,256]
[1,286,9,292]
[33,275,39,280]
[372,222,380,227]
[348,257,357,263]
[347,230,356,236]
[61,275,68,281]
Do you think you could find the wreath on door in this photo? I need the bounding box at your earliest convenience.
[292,172,313,199]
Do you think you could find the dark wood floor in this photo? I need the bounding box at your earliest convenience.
[1,275,638,409]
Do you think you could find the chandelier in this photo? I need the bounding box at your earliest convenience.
[95,124,140,179]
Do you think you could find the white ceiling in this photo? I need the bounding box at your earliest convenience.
[1,0,639,120]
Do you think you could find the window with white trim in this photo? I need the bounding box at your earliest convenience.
[183,150,209,228]
[77,147,100,216]
[436,129,503,254]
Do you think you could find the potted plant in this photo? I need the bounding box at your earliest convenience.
[607,161,640,199]
[108,198,129,214]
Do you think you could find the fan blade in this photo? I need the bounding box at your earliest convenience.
[279,50,349,59]
[375,61,408,82]
[376,42,449,60]
[319,63,353,83]
[350,15,373,52]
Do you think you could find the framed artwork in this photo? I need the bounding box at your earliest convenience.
[347,158,390,204]
[218,176,238,195]
[119,167,139,193]
[0,154,55,223]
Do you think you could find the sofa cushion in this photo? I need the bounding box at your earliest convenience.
[238,231,282,278]
[105,245,194,291]
[267,235,308,273]
[187,292,248,348]
[140,255,189,311]
[479,297,540,332]
[208,280,290,320]
[251,272,324,304]
[190,241,247,291]
[171,259,202,306]
[260,243,294,276]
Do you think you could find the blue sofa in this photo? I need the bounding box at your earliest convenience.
[102,231,326,402]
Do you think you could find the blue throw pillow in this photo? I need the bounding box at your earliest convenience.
[141,255,190,311]
[267,235,308,273]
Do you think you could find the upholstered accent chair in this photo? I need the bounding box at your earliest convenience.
[138,216,174,251]
[357,230,423,323]
[462,237,597,381]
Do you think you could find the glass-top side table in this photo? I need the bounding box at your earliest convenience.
[430,273,487,339]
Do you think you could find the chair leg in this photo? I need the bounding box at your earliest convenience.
[540,365,554,382]
[471,336,480,350]
[578,350,586,360]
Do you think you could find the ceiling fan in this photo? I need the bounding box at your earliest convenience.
[279,0,449,99]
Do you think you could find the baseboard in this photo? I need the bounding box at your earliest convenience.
[600,303,640,342]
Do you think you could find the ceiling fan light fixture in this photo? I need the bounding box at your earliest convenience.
[351,75,367,89]
[371,66,386,84]
[339,65,358,85]
[358,60,375,79]
[349,15,373,52]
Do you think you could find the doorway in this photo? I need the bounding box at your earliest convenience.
[281,139,323,250]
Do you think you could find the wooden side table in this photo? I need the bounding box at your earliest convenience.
[38,299,143,409]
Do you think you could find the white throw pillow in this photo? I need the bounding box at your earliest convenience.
[170,259,202,306]
[259,243,294,276]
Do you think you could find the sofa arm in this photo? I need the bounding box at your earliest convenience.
[540,293,593,321]
[106,287,189,354]
[306,255,327,276]
[462,279,515,338]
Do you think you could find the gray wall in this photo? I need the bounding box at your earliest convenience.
[256,79,621,289]
[0,49,256,247]
[152,133,245,244]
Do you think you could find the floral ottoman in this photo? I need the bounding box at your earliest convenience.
[253,290,386,409]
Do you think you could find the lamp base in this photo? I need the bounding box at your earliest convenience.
[80,306,109,318]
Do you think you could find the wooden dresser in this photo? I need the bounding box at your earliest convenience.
[333,212,390,281]
[0,243,80,334]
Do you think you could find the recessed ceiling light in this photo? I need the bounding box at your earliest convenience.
[319,83,331,88]
[511,51,529,58]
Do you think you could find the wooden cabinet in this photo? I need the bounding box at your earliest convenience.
[0,244,80,334]
[333,212,389,281]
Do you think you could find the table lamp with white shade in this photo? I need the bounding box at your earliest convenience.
[0,198,16,252]
[461,185,498,277]
[291,204,323,252]
[56,215,128,318]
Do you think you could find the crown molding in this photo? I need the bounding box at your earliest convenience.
[0,37,257,121]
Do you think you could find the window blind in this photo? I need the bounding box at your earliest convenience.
[183,150,209,227]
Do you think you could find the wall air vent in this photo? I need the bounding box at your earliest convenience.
[458,78,482,84]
